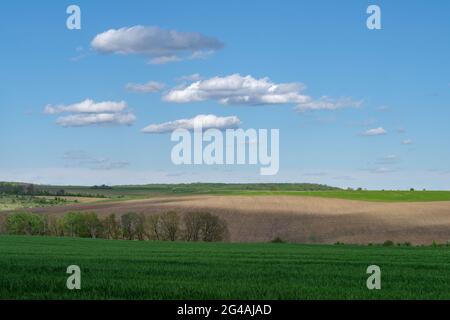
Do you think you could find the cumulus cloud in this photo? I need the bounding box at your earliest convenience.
[44,99,127,114]
[56,113,135,127]
[362,127,387,136]
[91,25,223,63]
[163,74,310,105]
[164,74,362,111]
[125,81,165,93]
[44,99,135,127]
[141,114,241,134]
[295,96,363,112]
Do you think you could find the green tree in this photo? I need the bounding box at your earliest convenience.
[6,212,44,235]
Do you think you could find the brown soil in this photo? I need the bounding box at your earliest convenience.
[29,195,450,245]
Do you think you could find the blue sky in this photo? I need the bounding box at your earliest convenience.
[0,0,449,189]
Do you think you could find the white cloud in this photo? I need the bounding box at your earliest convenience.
[141,114,241,134]
[125,81,165,93]
[362,127,387,136]
[44,99,128,114]
[295,96,363,112]
[44,99,135,127]
[164,74,362,111]
[402,139,414,145]
[91,25,223,63]
[56,113,136,127]
[163,74,310,105]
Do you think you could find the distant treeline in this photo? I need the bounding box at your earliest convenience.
[1,182,341,198]
[0,211,228,242]
[0,182,106,198]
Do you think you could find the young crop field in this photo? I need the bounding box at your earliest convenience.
[211,190,450,202]
[0,236,449,300]
[31,183,450,202]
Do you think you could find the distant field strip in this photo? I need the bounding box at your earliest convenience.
[211,190,450,202]
[0,236,449,300]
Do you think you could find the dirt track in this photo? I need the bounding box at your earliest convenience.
[30,195,450,244]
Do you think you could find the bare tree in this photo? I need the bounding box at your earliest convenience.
[199,213,228,242]
[102,214,121,239]
[160,211,180,241]
[120,212,141,240]
[183,212,229,242]
[147,214,162,240]
[183,212,204,241]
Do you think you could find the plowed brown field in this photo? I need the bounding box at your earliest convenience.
[29,195,450,244]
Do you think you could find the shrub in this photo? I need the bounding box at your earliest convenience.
[382,240,394,247]
[0,214,6,234]
[271,237,286,244]
[6,212,45,235]
[62,212,102,238]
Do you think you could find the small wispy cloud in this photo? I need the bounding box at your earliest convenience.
[376,154,399,165]
[125,81,165,93]
[176,73,202,82]
[295,96,363,112]
[376,105,389,112]
[370,167,397,174]
[63,151,130,170]
[362,127,387,136]
[402,139,414,145]
[56,113,135,127]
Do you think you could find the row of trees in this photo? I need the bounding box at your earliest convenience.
[0,211,229,242]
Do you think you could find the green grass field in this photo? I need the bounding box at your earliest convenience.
[0,236,449,300]
[3,182,450,207]
[213,190,450,202]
